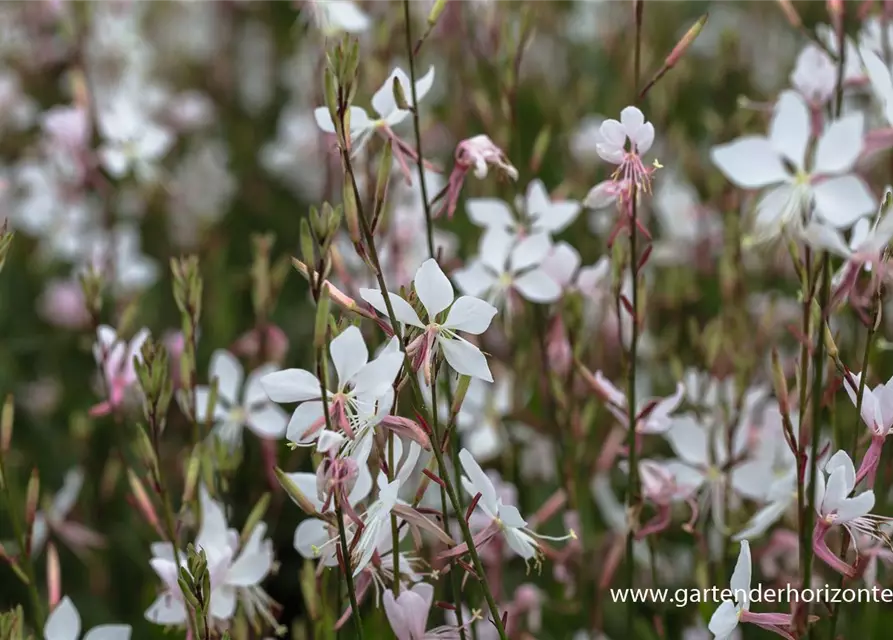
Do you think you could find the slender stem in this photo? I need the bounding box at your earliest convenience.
[317,339,364,637]
[339,128,508,640]
[403,0,435,259]
[335,492,363,640]
[626,2,644,636]
[0,457,45,634]
[803,252,830,634]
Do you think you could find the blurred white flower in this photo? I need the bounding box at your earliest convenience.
[45,596,131,640]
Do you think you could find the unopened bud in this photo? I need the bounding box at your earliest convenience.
[314,286,331,350]
[667,14,708,68]
[823,324,839,361]
[427,0,448,25]
[128,469,160,533]
[275,467,320,516]
[776,0,801,27]
[316,457,359,503]
[770,349,790,414]
[392,76,411,111]
[241,492,271,544]
[47,543,61,609]
[529,126,551,174]
[24,468,40,537]
[0,220,13,273]
[0,394,13,454]
[343,179,361,244]
[451,375,471,417]
[300,218,316,268]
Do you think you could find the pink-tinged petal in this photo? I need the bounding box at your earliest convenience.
[813,113,864,175]
[415,259,454,318]
[633,122,655,155]
[329,325,369,388]
[620,106,645,138]
[383,589,411,640]
[444,296,498,334]
[261,368,321,403]
[359,288,424,328]
[598,119,626,148]
[769,90,810,170]
[813,175,877,228]
[710,137,788,189]
[466,198,515,230]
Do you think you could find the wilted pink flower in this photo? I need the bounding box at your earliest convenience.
[439,135,518,219]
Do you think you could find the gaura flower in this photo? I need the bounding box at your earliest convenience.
[360,259,498,383]
[439,135,518,218]
[709,541,797,640]
[465,179,580,236]
[195,349,288,448]
[261,327,403,452]
[89,324,150,417]
[45,596,131,640]
[595,106,656,193]
[306,0,371,36]
[711,90,874,240]
[383,582,462,639]
[145,485,277,631]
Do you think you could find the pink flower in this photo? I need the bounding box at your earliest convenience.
[89,325,150,417]
[439,135,518,219]
[383,582,461,639]
[39,279,90,330]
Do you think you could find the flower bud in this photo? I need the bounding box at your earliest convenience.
[392,76,411,111]
[0,394,13,454]
[276,467,320,516]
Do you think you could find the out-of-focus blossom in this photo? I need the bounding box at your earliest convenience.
[306,0,371,36]
[466,180,580,236]
[96,98,174,183]
[39,278,91,330]
[790,44,836,107]
[90,325,150,417]
[45,596,131,640]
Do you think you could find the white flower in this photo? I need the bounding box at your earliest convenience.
[466,180,580,235]
[307,0,371,36]
[360,259,498,382]
[146,485,275,630]
[80,224,159,294]
[96,98,174,183]
[195,350,288,448]
[711,90,874,237]
[91,325,150,415]
[453,229,562,306]
[261,327,403,451]
[459,449,541,561]
[815,450,878,541]
[707,541,751,638]
[455,375,513,462]
[842,371,893,438]
[45,596,131,640]
[861,46,893,126]
[314,66,435,153]
[351,477,402,576]
[791,44,836,105]
[594,106,656,190]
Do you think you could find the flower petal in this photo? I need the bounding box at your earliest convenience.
[83,625,132,640]
[707,600,740,638]
[710,137,788,189]
[414,258,454,318]
[438,336,493,382]
[359,288,424,328]
[769,90,810,171]
[209,349,243,404]
[730,540,752,607]
[261,368,321,403]
[836,490,876,522]
[514,268,563,303]
[813,113,864,175]
[813,175,877,228]
[509,233,552,272]
[330,325,369,388]
[286,401,326,444]
[466,198,515,230]
[620,106,645,139]
[444,296,498,334]
[46,597,81,640]
[458,448,498,514]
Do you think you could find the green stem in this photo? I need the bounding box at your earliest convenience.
[339,126,508,640]
[402,0,435,259]
[0,457,45,635]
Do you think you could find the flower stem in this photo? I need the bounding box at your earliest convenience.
[402,0,435,259]
[0,455,45,635]
[626,2,644,637]
[339,126,509,639]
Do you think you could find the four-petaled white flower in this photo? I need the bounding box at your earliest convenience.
[711,90,874,239]
[791,44,836,106]
[466,179,580,236]
[196,349,288,448]
[453,229,562,306]
[360,259,498,383]
[97,98,174,183]
[314,65,435,155]
[45,596,131,640]
[595,106,656,191]
[814,450,878,539]
[261,327,403,451]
